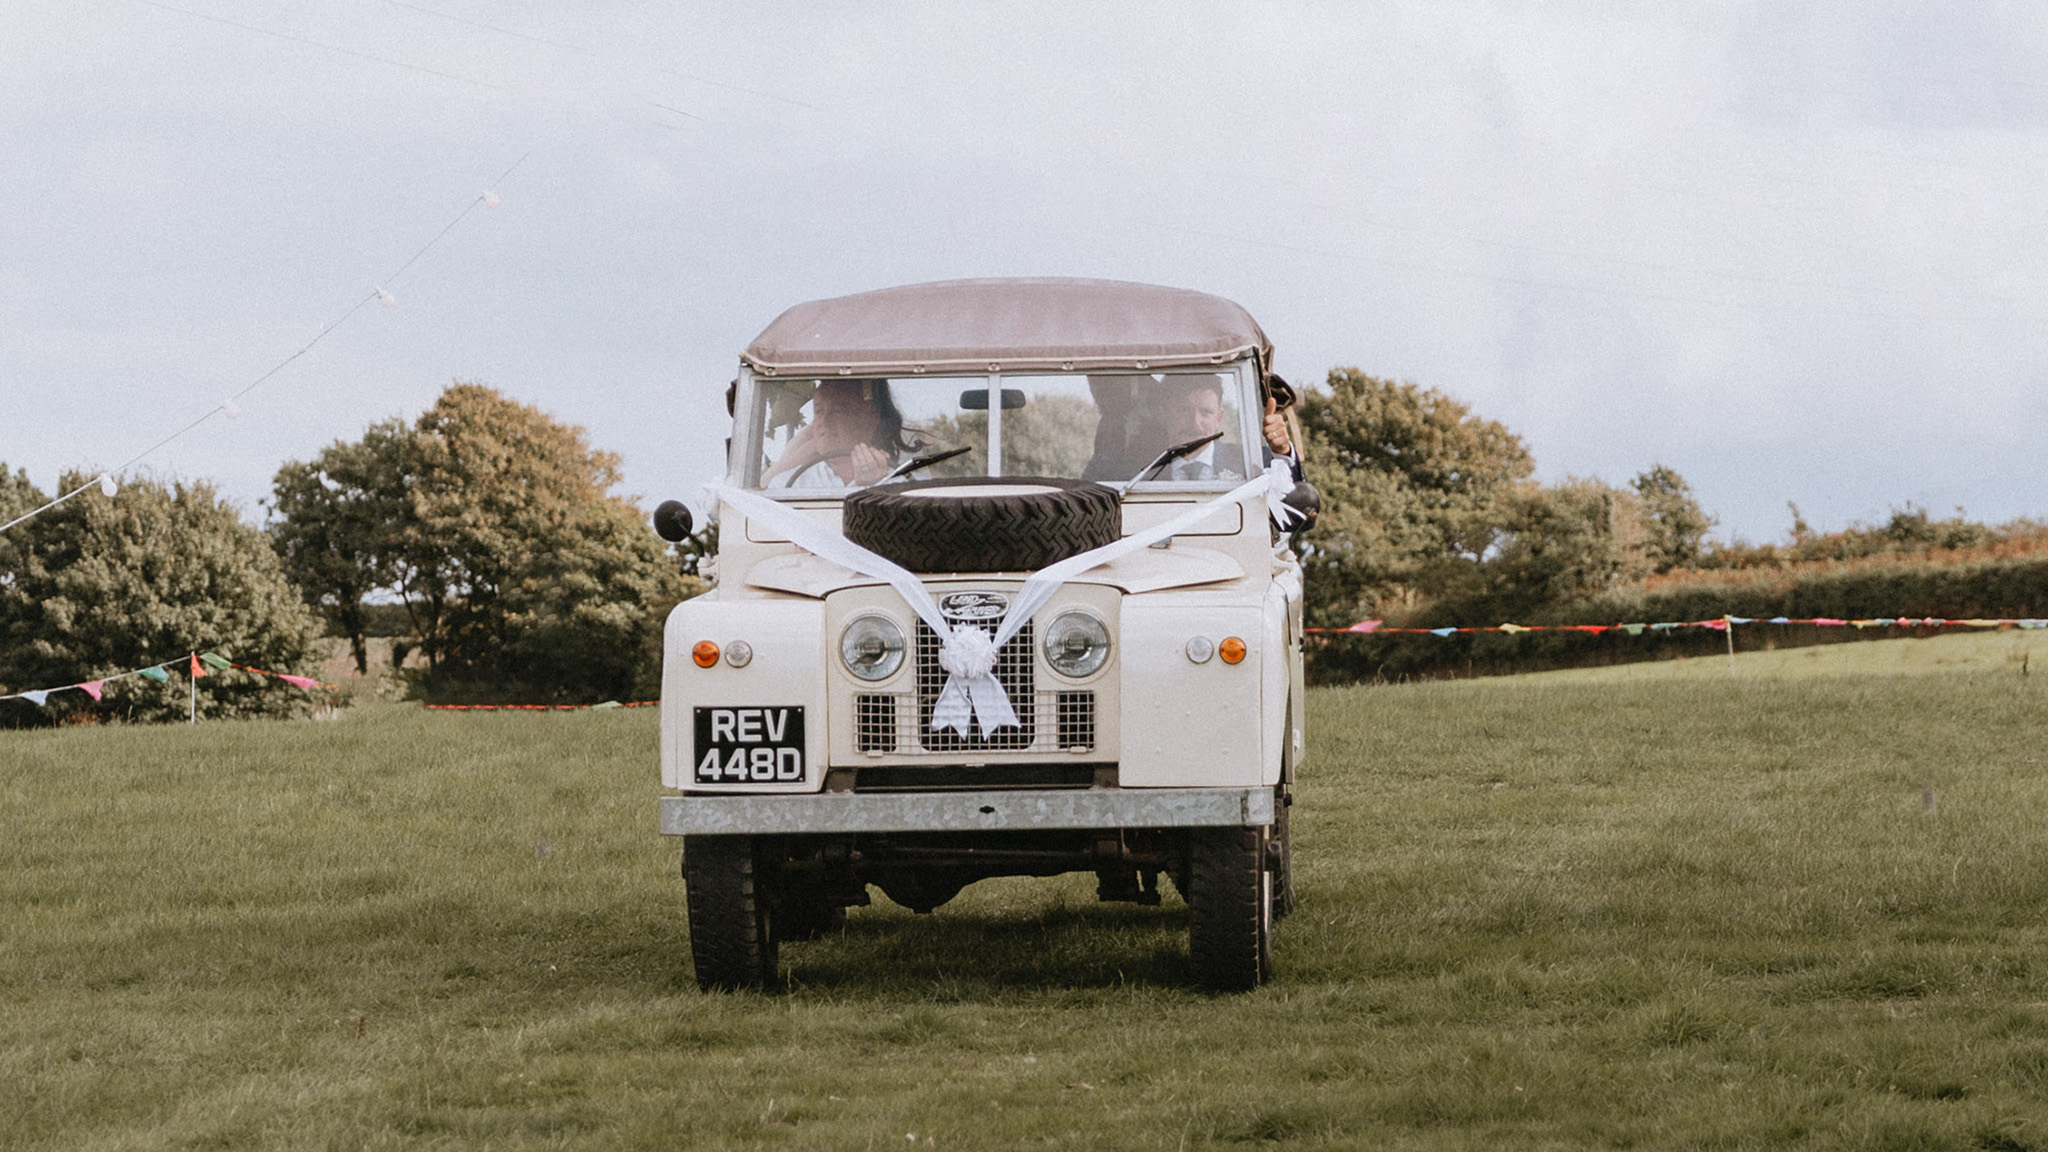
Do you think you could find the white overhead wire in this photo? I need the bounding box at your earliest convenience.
[0,153,527,536]
[135,0,505,91]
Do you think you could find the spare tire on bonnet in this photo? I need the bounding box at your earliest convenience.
[842,477,1121,573]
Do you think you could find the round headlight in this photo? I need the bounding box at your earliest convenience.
[839,615,906,681]
[1042,610,1111,678]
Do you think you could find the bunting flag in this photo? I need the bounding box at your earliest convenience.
[221,658,337,692]
[1,650,333,708]
[1309,615,2048,636]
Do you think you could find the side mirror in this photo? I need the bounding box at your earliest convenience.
[959,388,1026,411]
[652,500,694,543]
[1280,482,1319,532]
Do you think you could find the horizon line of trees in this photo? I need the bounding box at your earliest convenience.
[3,382,696,724]
[1294,367,2043,634]
[1297,367,1717,631]
[7,371,2035,721]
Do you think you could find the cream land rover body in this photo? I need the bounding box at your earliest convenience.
[658,278,1309,992]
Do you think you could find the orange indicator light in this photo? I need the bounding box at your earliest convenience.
[1219,637,1247,665]
[692,640,720,668]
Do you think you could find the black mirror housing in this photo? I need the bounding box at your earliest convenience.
[653,499,694,543]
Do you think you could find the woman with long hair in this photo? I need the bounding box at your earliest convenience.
[761,379,916,488]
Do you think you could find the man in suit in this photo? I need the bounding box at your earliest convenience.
[1158,374,1302,483]
[1081,372,1302,483]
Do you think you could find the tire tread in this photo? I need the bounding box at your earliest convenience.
[843,478,1120,572]
[683,836,777,991]
[1188,825,1270,992]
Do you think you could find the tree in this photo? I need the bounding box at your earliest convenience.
[271,382,691,704]
[1295,369,1534,628]
[673,521,719,579]
[270,419,410,674]
[0,465,45,573]
[1631,464,1713,572]
[0,465,42,517]
[914,393,1101,479]
[0,468,323,725]
[1474,478,1654,618]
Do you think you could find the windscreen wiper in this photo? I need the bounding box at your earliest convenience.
[1118,433,1224,494]
[881,445,974,482]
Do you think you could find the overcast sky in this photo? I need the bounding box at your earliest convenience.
[5,1,2044,542]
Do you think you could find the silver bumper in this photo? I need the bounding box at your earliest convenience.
[659,787,1274,836]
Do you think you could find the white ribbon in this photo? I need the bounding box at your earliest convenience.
[706,460,1302,738]
[932,622,1016,735]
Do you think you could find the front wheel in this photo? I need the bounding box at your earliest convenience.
[682,836,777,991]
[1187,825,1273,992]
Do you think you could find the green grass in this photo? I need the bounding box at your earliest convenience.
[5,634,2048,1149]
[1527,625,2048,684]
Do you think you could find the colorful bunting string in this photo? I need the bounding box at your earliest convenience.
[1309,615,2048,636]
[16,617,2037,709]
[0,651,336,709]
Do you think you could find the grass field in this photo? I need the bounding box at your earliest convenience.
[5,631,2048,1149]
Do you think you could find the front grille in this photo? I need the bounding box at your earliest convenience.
[916,618,1035,752]
[855,694,896,754]
[1057,691,1095,752]
[854,689,1094,755]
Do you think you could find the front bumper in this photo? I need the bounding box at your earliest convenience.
[659,787,1274,836]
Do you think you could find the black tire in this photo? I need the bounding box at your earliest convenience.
[682,836,777,991]
[842,477,1120,573]
[774,884,847,941]
[1188,825,1273,992]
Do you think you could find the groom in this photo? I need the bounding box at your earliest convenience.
[1157,374,1302,483]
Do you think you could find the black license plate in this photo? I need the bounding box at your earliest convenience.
[693,706,806,783]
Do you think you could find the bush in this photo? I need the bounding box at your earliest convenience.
[1307,549,2048,685]
[0,469,324,724]
[1297,368,1531,629]
[271,383,692,705]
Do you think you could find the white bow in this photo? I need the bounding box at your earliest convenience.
[931,624,1018,735]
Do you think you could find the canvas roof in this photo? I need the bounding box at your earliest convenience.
[741,278,1271,376]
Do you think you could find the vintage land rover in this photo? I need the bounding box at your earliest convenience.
[653,278,1314,992]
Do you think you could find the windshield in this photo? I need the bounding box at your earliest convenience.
[744,369,1252,492]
